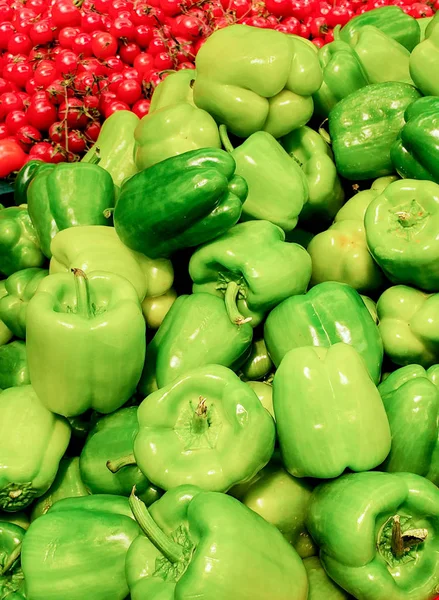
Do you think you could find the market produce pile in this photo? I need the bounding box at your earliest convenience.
[1,7,439,600]
[0,0,436,172]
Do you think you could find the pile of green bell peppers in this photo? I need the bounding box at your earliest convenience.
[2,12,439,600]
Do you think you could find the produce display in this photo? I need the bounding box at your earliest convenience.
[1,5,439,600]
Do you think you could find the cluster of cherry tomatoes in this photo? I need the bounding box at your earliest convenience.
[0,0,436,178]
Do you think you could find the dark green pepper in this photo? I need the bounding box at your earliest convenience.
[391,97,439,183]
[13,160,50,207]
[80,407,161,506]
[329,82,421,180]
[0,341,29,390]
[114,148,248,259]
[0,206,45,277]
[0,521,26,599]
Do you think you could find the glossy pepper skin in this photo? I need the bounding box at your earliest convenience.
[240,338,273,381]
[303,557,351,600]
[329,82,421,180]
[0,283,12,346]
[229,461,317,558]
[365,179,439,291]
[377,285,439,368]
[0,385,71,512]
[80,407,161,505]
[0,341,29,390]
[189,221,312,323]
[391,97,439,184]
[410,25,439,97]
[114,148,247,259]
[280,126,344,224]
[342,26,413,85]
[134,103,221,170]
[0,206,44,277]
[264,281,383,384]
[126,486,308,600]
[220,126,308,232]
[193,25,322,139]
[26,270,146,417]
[307,177,394,292]
[30,457,89,521]
[21,495,141,600]
[306,471,439,600]
[149,69,196,113]
[0,521,26,599]
[13,159,48,206]
[138,293,253,395]
[312,41,369,118]
[378,365,439,485]
[49,225,173,302]
[0,267,47,338]
[339,6,421,51]
[274,343,391,479]
[81,110,139,188]
[135,365,275,492]
[142,288,177,330]
[27,162,115,258]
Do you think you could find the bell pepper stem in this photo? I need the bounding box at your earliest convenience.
[224,281,252,326]
[72,268,93,320]
[103,208,114,219]
[106,453,137,473]
[87,147,101,165]
[0,543,22,576]
[396,210,416,228]
[129,489,184,564]
[391,515,428,559]
[219,124,235,154]
[192,396,209,434]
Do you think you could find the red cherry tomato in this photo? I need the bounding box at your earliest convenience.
[132,98,150,118]
[0,138,27,177]
[26,96,58,131]
[91,32,118,59]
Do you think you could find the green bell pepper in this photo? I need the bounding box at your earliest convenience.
[80,407,161,505]
[378,365,439,485]
[246,380,274,418]
[338,6,421,51]
[114,148,247,259]
[27,162,115,258]
[21,495,141,600]
[81,110,139,188]
[240,338,273,381]
[134,103,221,170]
[329,82,421,180]
[0,267,47,338]
[377,285,439,368]
[142,288,177,329]
[306,471,439,600]
[274,343,391,478]
[189,220,312,323]
[0,385,71,512]
[30,457,89,521]
[365,179,439,291]
[219,126,308,232]
[410,24,439,97]
[138,293,253,395]
[49,225,173,302]
[264,281,383,384]
[134,364,275,492]
[391,97,439,183]
[26,269,146,417]
[0,282,12,346]
[304,556,352,599]
[193,25,322,138]
[307,177,395,292]
[149,69,196,113]
[280,125,344,224]
[0,521,26,599]
[426,10,439,37]
[0,341,29,390]
[419,16,434,41]
[343,26,413,85]
[13,159,49,206]
[229,461,317,558]
[126,486,308,599]
[312,40,369,118]
[0,206,45,277]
